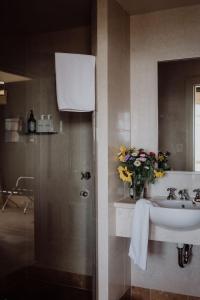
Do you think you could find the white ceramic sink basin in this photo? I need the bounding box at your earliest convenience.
[150,199,200,231]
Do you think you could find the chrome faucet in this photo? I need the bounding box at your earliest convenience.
[178,189,190,200]
[167,188,177,200]
[193,189,200,204]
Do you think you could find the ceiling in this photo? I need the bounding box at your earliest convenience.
[116,0,200,15]
[2,0,200,34]
[0,0,92,34]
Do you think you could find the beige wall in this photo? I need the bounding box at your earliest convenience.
[96,0,109,298]
[108,0,131,299]
[131,5,200,297]
[96,0,131,299]
[131,4,200,152]
[0,26,94,276]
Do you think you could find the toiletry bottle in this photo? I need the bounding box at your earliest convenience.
[47,114,54,132]
[27,110,36,133]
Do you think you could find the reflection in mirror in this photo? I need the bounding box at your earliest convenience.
[158,58,200,171]
[195,86,200,171]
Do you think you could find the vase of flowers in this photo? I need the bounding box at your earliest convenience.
[158,151,171,171]
[117,145,165,201]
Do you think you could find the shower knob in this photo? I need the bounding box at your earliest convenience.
[81,172,91,180]
[80,190,89,198]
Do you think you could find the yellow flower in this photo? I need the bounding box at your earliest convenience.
[154,170,165,178]
[119,145,126,156]
[119,155,126,162]
[158,155,165,162]
[118,166,133,183]
[118,145,127,162]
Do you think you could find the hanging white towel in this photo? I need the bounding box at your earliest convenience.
[55,53,95,112]
[129,199,155,271]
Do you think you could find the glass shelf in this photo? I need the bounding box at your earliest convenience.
[25,131,58,135]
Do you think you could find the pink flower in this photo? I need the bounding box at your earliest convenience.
[139,157,146,162]
[150,152,155,156]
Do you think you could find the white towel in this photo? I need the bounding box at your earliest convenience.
[129,199,154,271]
[55,53,95,112]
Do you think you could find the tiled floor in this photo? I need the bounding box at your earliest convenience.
[0,273,93,300]
[0,285,92,300]
[0,206,93,300]
[131,287,200,300]
[0,207,34,277]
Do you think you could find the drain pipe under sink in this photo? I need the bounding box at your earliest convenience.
[177,244,193,268]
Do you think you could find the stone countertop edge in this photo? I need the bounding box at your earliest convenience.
[114,196,167,208]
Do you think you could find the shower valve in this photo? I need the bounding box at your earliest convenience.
[81,172,91,180]
[80,190,89,198]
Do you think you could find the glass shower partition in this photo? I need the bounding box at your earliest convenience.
[0,22,95,300]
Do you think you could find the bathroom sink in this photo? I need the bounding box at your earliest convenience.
[150,199,200,231]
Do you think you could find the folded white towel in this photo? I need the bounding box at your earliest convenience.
[129,199,154,271]
[55,53,95,112]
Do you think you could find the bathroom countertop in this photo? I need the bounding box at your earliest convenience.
[114,198,136,208]
[114,196,166,209]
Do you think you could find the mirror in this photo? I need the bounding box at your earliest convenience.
[158,58,200,171]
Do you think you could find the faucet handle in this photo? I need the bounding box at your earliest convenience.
[167,187,177,200]
[179,189,190,200]
[178,189,184,200]
[193,189,200,203]
[193,189,200,198]
[167,187,177,193]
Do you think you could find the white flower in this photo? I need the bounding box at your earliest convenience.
[132,152,138,157]
[134,160,141,167]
